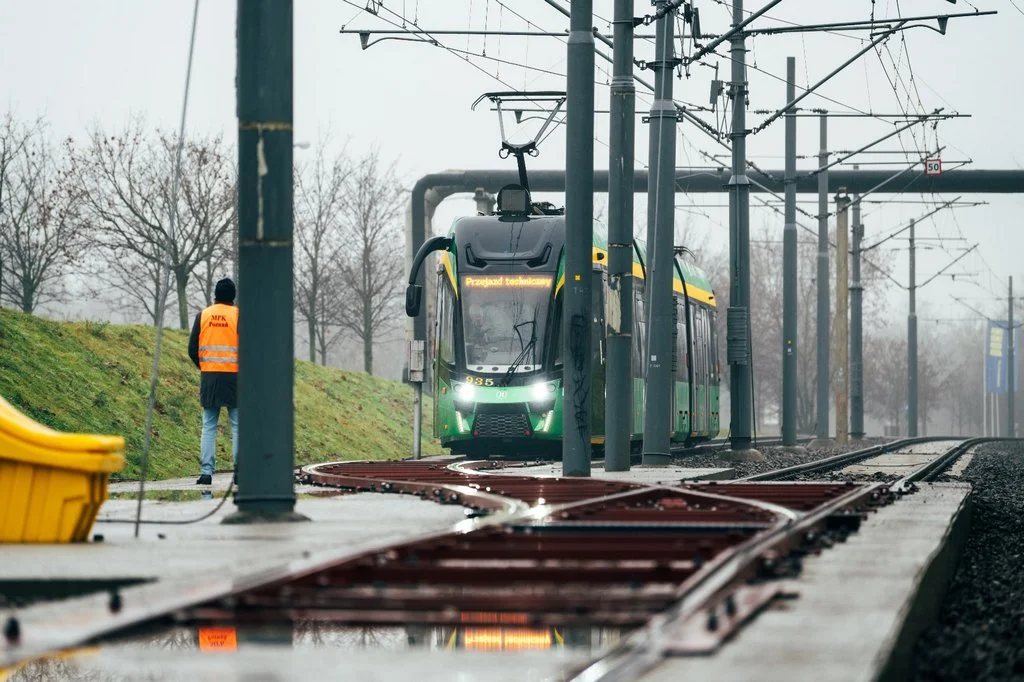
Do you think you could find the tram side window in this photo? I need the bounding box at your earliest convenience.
[700,307,711,385]
[632,283,646,376]
[693,306,706,386]
[676,300,687,370]
[700,307,709,384]
[437,277,455,365]
[551,293,563,366]
[709,308,719,383]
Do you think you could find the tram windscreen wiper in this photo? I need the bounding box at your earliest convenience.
[501,321,536,386]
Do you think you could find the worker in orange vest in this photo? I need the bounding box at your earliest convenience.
[187,278,239,485]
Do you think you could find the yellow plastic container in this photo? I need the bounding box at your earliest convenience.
[0,395,124,543]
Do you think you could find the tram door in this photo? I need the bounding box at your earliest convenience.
[676,299,690,437]
[689,306,707,435]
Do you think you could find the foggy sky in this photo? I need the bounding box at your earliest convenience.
[2,0,1021,337]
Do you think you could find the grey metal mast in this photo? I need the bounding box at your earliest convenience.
[604,0,635,472]
[727,0,753,453]
[562,0,596,476]
[1009,276,1015,437]
[834,191,851,444]
[850,189,865,439]
[640,0,678,465]
[907,218,918,437]
[781,56,797,446]
[227,0,307,523]
[815,112,830,440]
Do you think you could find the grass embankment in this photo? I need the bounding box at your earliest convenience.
[0,309,442,480]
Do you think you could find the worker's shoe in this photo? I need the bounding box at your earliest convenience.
[195,474,212,485]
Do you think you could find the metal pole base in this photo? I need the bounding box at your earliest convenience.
[640,452,672,467]
[850,432,866,441]
[715,448,765,463]
[807,437,836,449]
[222,509,311,525]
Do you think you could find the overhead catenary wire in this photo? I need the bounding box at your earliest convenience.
[347,0,1000,304]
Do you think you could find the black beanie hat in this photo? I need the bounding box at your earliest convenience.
[214,278,236,303]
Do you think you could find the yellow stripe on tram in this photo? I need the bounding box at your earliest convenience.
[533,247,716,307]
[442,251,458,296]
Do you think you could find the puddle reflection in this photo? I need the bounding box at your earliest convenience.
[120,619,626,653]
[4,618,627,681]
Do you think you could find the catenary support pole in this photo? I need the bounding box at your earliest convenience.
[226,0,307,523]
[834,191,851,444]
[850,185,865,439]
[641,1,678,465]
[1009,276,1015,437]
[781,56,797,446]
[604,0,635,472]
[816,112,830,440]
[727,0,753,453]
[983,338,988,437]
[907,218,918,437]
[562,0,595,477]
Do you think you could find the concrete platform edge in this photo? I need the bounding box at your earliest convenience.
[875,485,974,682]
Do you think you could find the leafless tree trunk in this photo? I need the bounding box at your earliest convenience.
[180,140,236,313]
[337,148,405,375]
[80,245,172,325]
[294,139,350,364]
[0,128,83,313]
[75,119,235,329]
[0,112,45,310]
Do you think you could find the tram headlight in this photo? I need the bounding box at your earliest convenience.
[454,382,477,406]
[528,381,556,412]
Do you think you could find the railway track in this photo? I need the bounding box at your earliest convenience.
[279,436,986,680]
[737,436,974,482]
[17,437,984,678]
[157,459,888,656]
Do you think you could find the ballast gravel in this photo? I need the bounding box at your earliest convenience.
[676,439,887,478]
[910,441,1024,681]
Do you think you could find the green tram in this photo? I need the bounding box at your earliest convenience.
[406,187,720,458]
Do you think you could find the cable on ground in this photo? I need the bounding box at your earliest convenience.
[98,481,235,526]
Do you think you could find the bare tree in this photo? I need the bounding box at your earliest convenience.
[0,130,84,313]
[336,148,405,375]
[190,224,234,307]
[76,119,235,328]
[0,112,45,308]
[183,143,237,311]
[294,139,350,364]
[864,332,908,432]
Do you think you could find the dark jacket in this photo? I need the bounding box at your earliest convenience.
[189,311,238,409]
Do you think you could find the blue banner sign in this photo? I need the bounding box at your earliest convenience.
[986,321,1019,394]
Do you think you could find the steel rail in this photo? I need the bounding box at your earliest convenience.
[736,436,956,481]
[1,457,885,670]
[185,468,812,630]
[566,480,889,681]
[891,437,1022,494]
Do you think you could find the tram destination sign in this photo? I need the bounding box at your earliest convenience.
[462,274,554,289]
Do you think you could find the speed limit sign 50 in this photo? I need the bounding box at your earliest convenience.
[924,158,942,176]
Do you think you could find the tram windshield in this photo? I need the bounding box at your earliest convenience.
[460,273,554,373]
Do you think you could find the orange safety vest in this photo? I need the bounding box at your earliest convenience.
[198,303,239,373]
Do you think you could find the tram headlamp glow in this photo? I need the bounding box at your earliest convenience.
[454,383,477,402]
[529,381,556,415]
[529,381,556,401]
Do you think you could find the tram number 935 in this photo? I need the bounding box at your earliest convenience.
[464,376,495,387]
